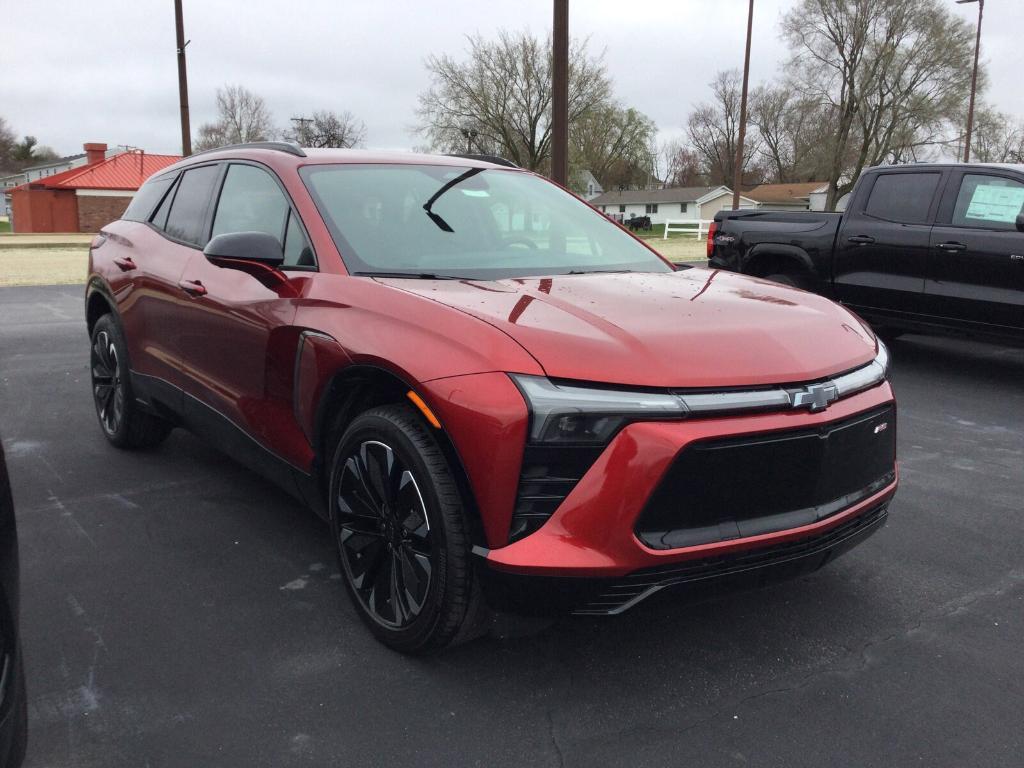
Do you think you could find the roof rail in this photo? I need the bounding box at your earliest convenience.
[189,141,307,159]
[446,153,518,168]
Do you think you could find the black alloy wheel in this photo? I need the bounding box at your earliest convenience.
[328,404,487,653]
[335,439,433,629]
[91,326,125,437]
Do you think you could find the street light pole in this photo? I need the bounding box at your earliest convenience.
[174,0,192,156]
[551,0,569,186]
[732,0,754,209]
[957,0,984,163]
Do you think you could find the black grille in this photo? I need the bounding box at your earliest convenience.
[510,444,604,542]
[577,501,889,615]
[636,405,896,550]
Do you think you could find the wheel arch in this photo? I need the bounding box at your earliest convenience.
[85,278,117,335]
[312,363,488,548]
[742,244,815,279]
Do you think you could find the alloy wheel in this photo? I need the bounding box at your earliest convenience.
[91,330,124,436]
[335,440,433,629]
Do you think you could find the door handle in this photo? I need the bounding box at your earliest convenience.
[178,279,207,297]
[936,242,967,253]
[847,235,875,245]
[113,256,136,272]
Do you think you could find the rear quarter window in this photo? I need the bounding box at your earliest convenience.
[122,175,175,222]
[863,172,940,224]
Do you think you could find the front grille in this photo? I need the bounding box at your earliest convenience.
[576,501,889,615]
[636,405,895,550]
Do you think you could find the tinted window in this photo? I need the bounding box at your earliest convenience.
[212,164,289,241]
[951,174,1024,230]
[123,175,175,222]
[164,164,220,245]
[864,173,940,224]
[150,175,179,229]
[283,210,314,267]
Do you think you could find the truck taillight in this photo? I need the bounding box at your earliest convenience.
[706,222,718,259]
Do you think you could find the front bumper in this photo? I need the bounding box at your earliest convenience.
[479,383,897,614]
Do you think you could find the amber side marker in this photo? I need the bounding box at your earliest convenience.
[407,390,442,429]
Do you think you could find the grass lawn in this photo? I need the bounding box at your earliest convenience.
[0,220,10,234]
[0,247,89,286]
[632,224,708,263]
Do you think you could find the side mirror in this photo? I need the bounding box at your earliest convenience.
[1016,213,1024,233]
[204,231,284,268]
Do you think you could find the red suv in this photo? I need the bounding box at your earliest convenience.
[86,143,897,652]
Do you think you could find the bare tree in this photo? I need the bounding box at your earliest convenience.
[964,104,1024,163]
[0,118,17,173]
[750,85,832,183]
[286,110,366,148]
[686,70,762,187]
[571,104,657,191]
[659,139,706,187]
[783,0,976,210]
[194,84,275,151]
[416,31,612,172]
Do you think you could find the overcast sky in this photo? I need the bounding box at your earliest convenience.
[3,0,1022,158]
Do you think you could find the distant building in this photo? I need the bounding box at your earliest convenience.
[1,145,127,217]
[743,182,825,211]
[8,143,180,233]
[588,185,757,226]
[573,170,604,201]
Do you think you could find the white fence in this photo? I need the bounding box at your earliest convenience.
[664,219,714,240]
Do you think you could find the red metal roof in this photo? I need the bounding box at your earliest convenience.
[14,151,181,192]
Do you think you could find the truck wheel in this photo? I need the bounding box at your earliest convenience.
[90,314,172,449]
[765,272,810,290]
[328,404,488,653]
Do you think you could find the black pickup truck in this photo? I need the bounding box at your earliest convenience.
[710,163,1024,342]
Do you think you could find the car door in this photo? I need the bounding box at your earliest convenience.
[116,164,220,399]
[175,161,316,461]
[924,170,1024,333]
[833,170,944,317]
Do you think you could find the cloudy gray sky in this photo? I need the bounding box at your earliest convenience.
[3,0,1021,158]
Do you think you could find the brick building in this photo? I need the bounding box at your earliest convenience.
[9,143,180,233]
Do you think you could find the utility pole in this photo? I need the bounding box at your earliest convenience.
[459,127,479,154]
[291,116,313,146]
[551,0,569,186]
[957,0,984,163]
[732,0,754,209]
[174,0,192,156]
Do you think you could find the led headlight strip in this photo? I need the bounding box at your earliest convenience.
[511,340,889,445]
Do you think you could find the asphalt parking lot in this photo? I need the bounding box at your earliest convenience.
[1,283,1022,768]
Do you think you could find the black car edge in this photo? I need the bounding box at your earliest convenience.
[0,444,26,768]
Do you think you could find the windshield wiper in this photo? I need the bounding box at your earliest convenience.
[564,269,633,275]
[422,167,485,232]
[353,271,465,280]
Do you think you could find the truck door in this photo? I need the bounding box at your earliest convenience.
[924,170,1024,333]
[833,170,943,318]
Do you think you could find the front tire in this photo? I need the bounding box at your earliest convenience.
[328,404,486,653]
[90,314,172,449]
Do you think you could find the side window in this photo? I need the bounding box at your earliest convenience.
[212,164,289,242]
[164,165,221,245]
[863,172,940,224]
[951,174,1024,231]
[282,210,315,267]
[150,174,180,230]
[123,175,174,222]
[680,203,688,213]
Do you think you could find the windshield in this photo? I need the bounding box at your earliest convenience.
[300,164,671,279]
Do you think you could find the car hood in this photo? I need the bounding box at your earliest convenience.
[381,269,878,388]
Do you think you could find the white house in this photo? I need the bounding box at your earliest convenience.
[588,185,758,226]
[807,184,851,212]
[573,170,604,201]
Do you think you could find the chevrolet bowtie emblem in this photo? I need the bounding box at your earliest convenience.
[789,382,839,412]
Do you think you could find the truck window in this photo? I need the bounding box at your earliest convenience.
[863,173,940,224]
[950,174,1024,231]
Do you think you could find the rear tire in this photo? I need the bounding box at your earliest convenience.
[328,404,487,653]
[90,314,172,449]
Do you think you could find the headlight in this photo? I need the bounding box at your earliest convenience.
[510,375,685,444]
[831,340,889,399]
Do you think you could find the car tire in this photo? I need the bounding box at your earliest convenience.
[7,654,27,768]
[328,404,488,653]
[764,272,810,290]
[90,314,172,449]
